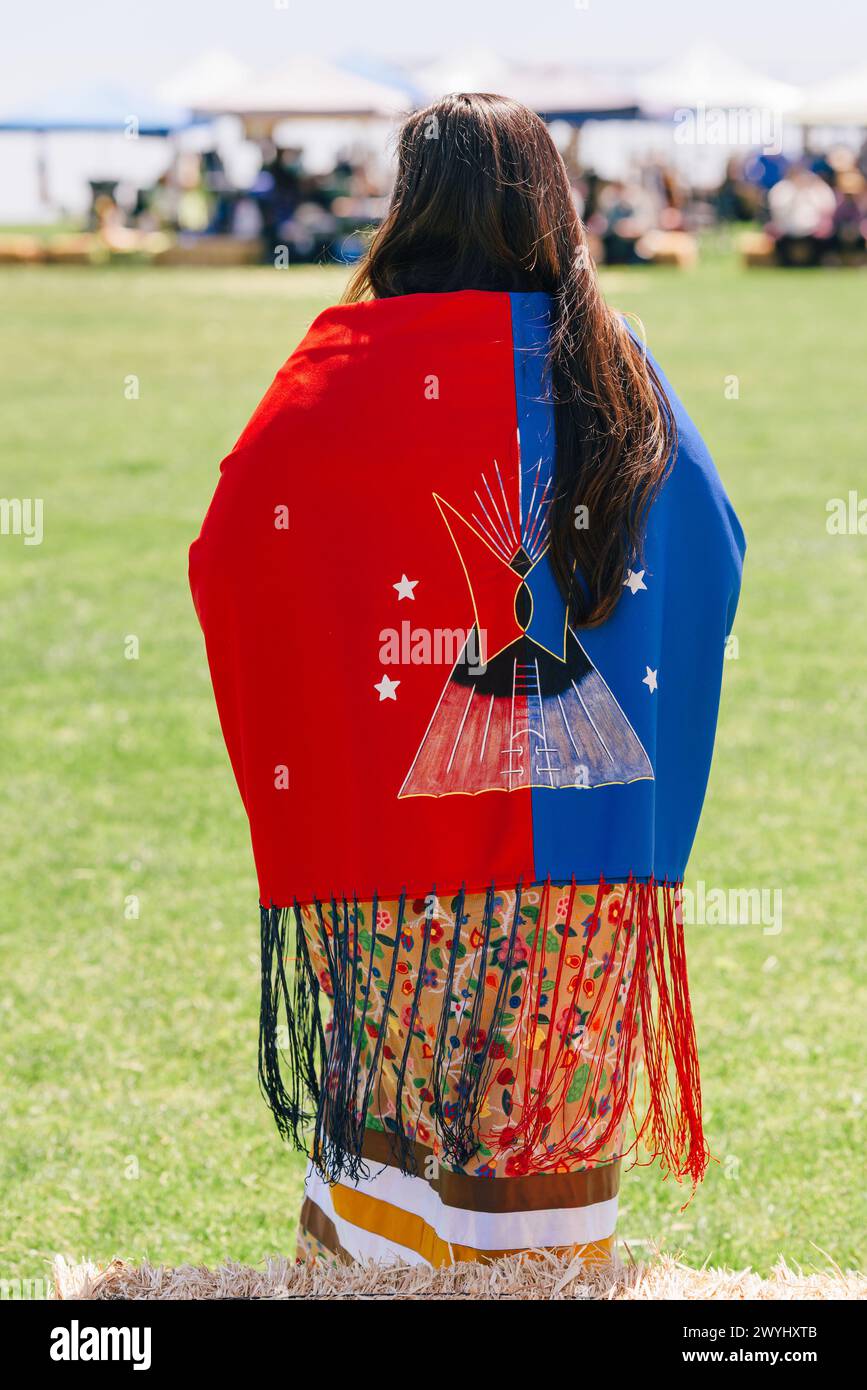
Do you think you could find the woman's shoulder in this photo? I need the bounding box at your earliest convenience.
[229,289,516,462]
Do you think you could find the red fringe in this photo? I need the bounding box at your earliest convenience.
[488,876,709,1192]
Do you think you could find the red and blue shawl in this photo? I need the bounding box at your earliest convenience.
[190,290,745,1186]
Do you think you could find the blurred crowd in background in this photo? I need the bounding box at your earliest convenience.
[87,135,867,269]
[97,142,387,264]
[5,41,867,271]
[718,144,867,264]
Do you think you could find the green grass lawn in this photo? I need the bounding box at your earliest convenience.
[1,258,864,1282]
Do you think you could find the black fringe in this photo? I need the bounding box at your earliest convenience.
[258,882,531,1182]
[258,901,327,1147]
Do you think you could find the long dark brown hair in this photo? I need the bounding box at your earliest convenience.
[344,92,676,627]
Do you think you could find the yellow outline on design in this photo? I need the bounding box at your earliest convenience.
[432,493,569,665]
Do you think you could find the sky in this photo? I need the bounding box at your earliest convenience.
[0,0,859,107]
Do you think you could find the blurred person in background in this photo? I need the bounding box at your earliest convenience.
[255,144,304,262]
[716,155,765,222]
[767,163,836,266]
[831,169,867,261]
[591,177,658,263]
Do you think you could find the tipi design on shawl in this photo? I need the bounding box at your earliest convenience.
[398,458,654,798]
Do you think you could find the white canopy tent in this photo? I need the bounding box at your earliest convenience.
[410,49,515,101]
[156,50,254,111]
[195,55,411,128]
[410,51,640,121]
[789,64,867,127]
[508,67,639,122]
[636,41,801,116]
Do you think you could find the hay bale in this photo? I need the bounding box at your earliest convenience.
[0,235,44,264]
[52,1251,866,1301]
[636,230,699,269]
[738,231,776,267]
[41,234,103,265]
[153,236,263,267]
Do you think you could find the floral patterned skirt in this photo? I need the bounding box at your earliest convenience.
[295,881,641,1267]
